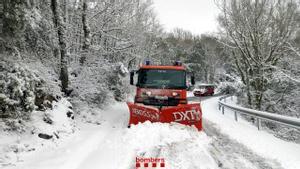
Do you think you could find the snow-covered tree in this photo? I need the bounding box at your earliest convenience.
[218,0,299,110]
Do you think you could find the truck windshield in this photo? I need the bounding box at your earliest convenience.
[137,69,186,89]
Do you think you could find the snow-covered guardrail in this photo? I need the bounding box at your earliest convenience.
[218,96,300,130]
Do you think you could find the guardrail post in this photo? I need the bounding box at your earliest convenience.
[222,106,225,115]
[218,104,221,110]
[234,111,238,121]
[257,118,261,130]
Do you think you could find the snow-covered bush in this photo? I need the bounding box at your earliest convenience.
[70,63,112,108]
[0,61,41,119]
[0,59,59,131]
[260,60,300,142]
[69,59,131,123]
[215,73,244,95]
[70,61,130,106]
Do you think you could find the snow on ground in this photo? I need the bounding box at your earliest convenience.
[7,101,217,169]
[31,98,75,136]
[204,119,282,169]
[3,96,300,169]
[1,101,128,169]
[0,98,75,168]
[202,96,300,169]
[78,122,217,169]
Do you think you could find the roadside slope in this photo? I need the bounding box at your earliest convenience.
[202,96,300,169]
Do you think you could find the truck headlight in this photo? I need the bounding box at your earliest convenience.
[172,92,179,97]
[146,91,152,96]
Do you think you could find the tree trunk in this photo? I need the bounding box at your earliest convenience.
[0,1,3,39]
[80,0,91,65]
[50,0,69,93]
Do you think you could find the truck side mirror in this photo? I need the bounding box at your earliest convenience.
[130,71,134,85]
[191,75,195,85]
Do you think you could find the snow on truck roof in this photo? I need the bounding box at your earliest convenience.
[196,83,216,87]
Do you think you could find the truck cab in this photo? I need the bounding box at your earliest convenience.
[130,62,194,107]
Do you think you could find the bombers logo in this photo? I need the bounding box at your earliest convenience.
[132,108,160,121]
[136,157,165,168]
[173,109,201,122]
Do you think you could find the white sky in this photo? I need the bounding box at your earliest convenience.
[152,0,220,35]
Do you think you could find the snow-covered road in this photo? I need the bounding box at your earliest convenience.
[204,120,282,169]
[6,96,300,169]
[18,101,218,169]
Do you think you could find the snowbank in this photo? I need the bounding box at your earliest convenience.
[127,122,218,169]
[78,122,218,169]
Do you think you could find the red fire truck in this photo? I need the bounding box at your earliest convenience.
[127,61,202,130]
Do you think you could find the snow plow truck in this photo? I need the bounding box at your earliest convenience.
[127,61,202,130]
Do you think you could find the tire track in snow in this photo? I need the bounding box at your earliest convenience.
[203,119,283,169]
[156,138,218,169]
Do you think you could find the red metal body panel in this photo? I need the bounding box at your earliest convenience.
[127,102,202,130]
[127,102,160,124]
[160,103,202,130]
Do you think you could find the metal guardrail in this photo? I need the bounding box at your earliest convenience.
[218,95,300,130]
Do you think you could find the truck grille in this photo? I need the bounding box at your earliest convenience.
[135,97,180,106]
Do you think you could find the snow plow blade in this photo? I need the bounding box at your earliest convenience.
[127,102,202,131]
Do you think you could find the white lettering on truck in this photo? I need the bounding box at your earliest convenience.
[173,109,201,122]
[132,108,160,121]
